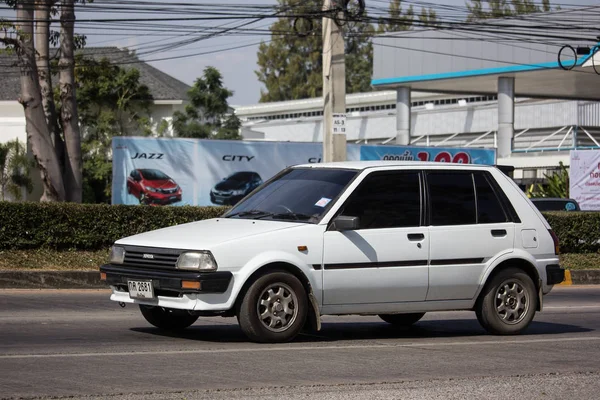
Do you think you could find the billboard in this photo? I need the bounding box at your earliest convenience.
[112,137,496,206]
[360,145,496,165]
[570,150,600,211]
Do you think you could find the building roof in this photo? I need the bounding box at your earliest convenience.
[0,47,190,102]
[372,6,600,101]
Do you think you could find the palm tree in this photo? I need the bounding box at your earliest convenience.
[0,139,34,201]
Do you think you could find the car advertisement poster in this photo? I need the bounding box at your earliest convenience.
[360,145,496,165]
[570,150,600,211]
[112,137,496,206]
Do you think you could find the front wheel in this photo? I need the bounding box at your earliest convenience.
[379,313,425,326]
[139,305,198,330]
[237,272,308,343]
[476,268,538,335]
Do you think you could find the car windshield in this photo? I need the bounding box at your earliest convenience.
[140,169,170,181]
[227,172,254,182]
[225,168,357,223]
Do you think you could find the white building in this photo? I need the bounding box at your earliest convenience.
[236,6,600,187]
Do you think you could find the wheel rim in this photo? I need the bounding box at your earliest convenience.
[495,279,530,324]
[256,282,298,333]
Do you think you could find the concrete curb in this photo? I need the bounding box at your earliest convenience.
[0,269,599,289]
[0,271,105,289]
[560,269,600,286]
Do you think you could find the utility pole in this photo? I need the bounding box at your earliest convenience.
[322,0,346,162]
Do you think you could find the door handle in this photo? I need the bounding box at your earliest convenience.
[491,229,507,237]
[407,233,425,241]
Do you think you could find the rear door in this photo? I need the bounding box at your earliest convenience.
[426,171,515,301]
[322,170,429,305]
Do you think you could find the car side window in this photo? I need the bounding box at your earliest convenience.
[474,173,509,224]
[427,172,476,226]
[340,171,421,229]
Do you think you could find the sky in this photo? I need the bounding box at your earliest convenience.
[2,0,598,106]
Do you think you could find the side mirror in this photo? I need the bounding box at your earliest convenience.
[331,215,360,231]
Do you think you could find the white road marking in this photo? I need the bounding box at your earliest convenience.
[1,336,600,360]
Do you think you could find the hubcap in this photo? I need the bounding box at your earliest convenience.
[495,279,529,325]
[257,283,298,333]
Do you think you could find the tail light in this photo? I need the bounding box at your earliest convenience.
[549,229,560,255]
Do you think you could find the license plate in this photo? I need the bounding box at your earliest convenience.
[170,196,178,200]
[128,280,154,299]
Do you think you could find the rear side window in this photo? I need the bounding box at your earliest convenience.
[342,171,421,229]
[427,172,476,225]
[474,173,509,224]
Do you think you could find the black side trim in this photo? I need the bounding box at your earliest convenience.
[312,264,322,270]
[324,260,428,270]
[100,264,232,294]
[546,264,565,285]
[430,258,484,266]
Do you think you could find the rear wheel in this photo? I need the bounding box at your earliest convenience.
[476,268,538,335]
[379,313,425,326]
[237,271,308,343]
[139,305,198,330]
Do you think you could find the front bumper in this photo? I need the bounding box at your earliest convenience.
[546,264,565,285]
[100,264,232,295]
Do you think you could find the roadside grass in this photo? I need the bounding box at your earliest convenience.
[559,253,600,270]
[0,249,599,271]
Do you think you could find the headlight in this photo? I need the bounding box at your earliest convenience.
[144,186,159,193]
[110,246,125,264]
[176,251,218,271]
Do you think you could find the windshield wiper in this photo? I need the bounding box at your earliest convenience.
[270,212,314,221]
[227,209,273,219]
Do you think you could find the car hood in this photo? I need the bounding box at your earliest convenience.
[214,180,246,191]
[144,179,178,189]
[115,218,302,250]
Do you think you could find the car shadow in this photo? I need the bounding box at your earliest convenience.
[130,318,592,344]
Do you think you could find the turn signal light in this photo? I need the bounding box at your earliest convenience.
[100,272,107,281]
[181,281,201,290]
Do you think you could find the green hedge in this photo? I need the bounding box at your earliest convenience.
[543,211,600,254]
[0,203,598,254]
[0,202,229,250]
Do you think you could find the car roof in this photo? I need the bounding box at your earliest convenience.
[292,161,497,171]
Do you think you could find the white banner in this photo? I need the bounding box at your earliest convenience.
[112,137,494,207]
[570,150,600,211]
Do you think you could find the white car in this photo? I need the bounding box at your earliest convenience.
[101,161,564,343]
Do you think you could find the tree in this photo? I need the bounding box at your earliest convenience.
[0,0,85,202]
[0,139,34,201]
[73,56,154,204]
[172,66,241,140]
[527,162,569,199]
[256,0,375,102]
[467,0,552,21]
[376,0,438,33]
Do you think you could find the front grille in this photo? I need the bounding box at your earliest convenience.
[160,187,177,194]
[122,246,182,269]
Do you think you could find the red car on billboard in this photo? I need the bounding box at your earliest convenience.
[127,169,182,205]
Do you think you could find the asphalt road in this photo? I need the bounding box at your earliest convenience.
[1,286,600,400]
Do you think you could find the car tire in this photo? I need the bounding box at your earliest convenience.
[139,305,199,330]
[476,268,538,335]
[379,313,425,326]
[237,271,308,343]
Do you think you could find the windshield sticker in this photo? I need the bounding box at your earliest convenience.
[315,197,332,207]
[565,202,576,211]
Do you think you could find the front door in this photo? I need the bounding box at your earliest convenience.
[322,170,429,305]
